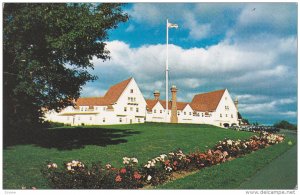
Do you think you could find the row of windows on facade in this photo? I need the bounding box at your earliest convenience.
[67,116,141,123]
[220,113,234,118]
[128,97,136,102]
[151,109,209,117]
[124,107,139,112]
[80,107,106,111]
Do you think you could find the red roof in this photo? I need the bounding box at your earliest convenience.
[75,97,109,108]
[191,89,226,111]
[75,78,132,107]
[104,77,132,104]
[146,99,189,111]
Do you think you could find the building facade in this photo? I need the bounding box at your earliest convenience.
[45,77,239,127]
[45,77,147,125]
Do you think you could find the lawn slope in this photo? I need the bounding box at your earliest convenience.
[4,123,254,189]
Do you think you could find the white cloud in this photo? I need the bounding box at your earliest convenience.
[129,3,240,41]
[90,36,296,97]
[237,4,296,30]
[183,12,211,40]
[278,111,297,117]
[239,97,296,115]
[125,24,135,32]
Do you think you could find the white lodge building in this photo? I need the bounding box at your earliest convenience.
[45,77,239,127]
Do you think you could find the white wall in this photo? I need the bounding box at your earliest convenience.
[212,89,239,127]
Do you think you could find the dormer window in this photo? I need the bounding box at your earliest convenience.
[130,89,133,93]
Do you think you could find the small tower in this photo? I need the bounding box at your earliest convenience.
[153,90,160,100]
[234,97,238,110]
[170,85,178,123]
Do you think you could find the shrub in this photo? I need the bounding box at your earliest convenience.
[43,121,65,128]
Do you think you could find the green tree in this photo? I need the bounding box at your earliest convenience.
[3,3,128,138]
[274,120,297,130]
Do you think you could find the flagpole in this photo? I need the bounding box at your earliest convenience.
[166,18,169,122]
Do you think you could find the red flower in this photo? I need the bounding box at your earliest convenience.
[133,171,141,180]
[115,175,122,182]
[173,161,178,166]
[164,160,170,165]
[120,168,126,174]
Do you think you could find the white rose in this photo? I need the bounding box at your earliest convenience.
[147,175,152,181]
[131,158,138,163]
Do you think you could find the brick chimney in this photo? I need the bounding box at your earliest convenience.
[170,85,178,123]
[153,90,160,100]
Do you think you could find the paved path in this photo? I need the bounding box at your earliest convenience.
[239,143,297,189]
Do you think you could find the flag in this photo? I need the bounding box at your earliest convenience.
[167,22,178,29]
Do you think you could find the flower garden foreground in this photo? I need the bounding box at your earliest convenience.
[42,132,285,189]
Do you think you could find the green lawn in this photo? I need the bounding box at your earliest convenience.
[156,133,297,189]
[3,123,255,189]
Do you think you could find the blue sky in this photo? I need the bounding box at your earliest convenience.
[81,3,298,125]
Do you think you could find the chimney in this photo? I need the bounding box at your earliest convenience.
[153,90,160,100]
[170,85,178,123]
[234,97,238,111]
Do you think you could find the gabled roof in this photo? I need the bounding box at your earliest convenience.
[75,77,133,107]
[191,89,226,111]
[104,77,133,104]
[146,99,190,111]
[75,97,109,108]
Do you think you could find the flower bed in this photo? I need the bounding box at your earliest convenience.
[41,132,285,189]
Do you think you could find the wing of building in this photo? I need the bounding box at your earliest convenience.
[45,77,239,127]
[44,77,147,125]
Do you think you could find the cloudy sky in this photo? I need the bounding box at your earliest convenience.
[81,3,297,125]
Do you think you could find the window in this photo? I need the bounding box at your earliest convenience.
[220,114,222,117]
[103,118,106,123]
[160,110,162,113]
[154,109,156,113]
[128,97,130,101]
[130,89,133,93]
[130,107,133,111]
[78,117,80,121]
[184,112,186,115]
[134,97,136,102]
[226,114,228,117]
[124,107,127,112]
[138,118,140,123]
[177,111,180,115]
[136,108,139,112]
[189,112,192,115]
[231,114,233,118]
[119,118,122,123]
[202,113,204,117]
[103,107,106,111]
